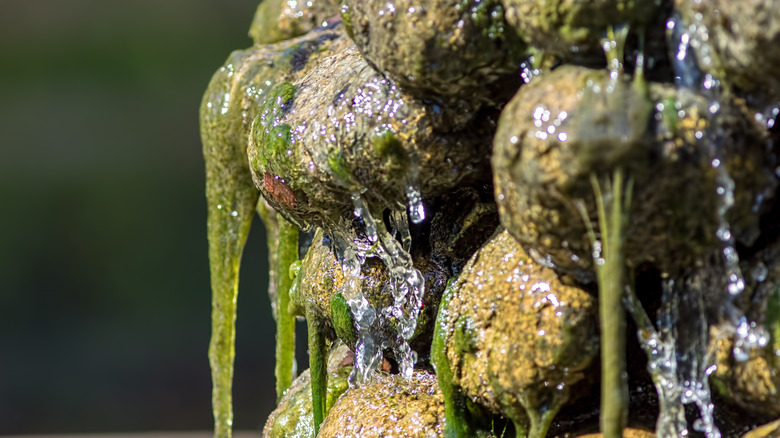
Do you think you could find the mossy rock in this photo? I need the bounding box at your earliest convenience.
[503,0,665,61]
[491,65,774,280]
[341,0,527,100]
[711,238,780,420]
[248,42,494,231]
[249,0,341,45]
[675,0,780,100]
[436,229,598,436]
[262,343,353,438]
[317,370,447,437]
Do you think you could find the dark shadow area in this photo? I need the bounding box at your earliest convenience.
[0,0,278,433]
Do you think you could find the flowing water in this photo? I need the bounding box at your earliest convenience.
[626,13,774,437]
[332,192,425,386]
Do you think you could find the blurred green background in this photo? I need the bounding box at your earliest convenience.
[0,0,291,433]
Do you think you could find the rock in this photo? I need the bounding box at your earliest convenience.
[675,0,780,99]
[317,370,447,437]
[248,42,494,231]
[262,344,353,438]
[341,0,527,100]
[503,0,664,61]
[434,229,598,436]
[711,239,780,419]
[491,65,774,280]
[249,0,341,45]
[742,419,780,438]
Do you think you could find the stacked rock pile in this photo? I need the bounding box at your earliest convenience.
[200,1,780,437]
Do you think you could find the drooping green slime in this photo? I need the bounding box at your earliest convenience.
[307,311,328,434]
[433,279,492,438]
[203,97,260,438]
[590,169,632,438]
[275,217,299,401]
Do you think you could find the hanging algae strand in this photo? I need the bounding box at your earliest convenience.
[432,279,485,438]
[274,217,298,400]
[306,307,328,434]
[581,169,632,438]
[203,121,259,438]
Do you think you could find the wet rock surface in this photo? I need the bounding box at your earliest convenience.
[262,344,353,438]
[503,0,663,62]
[675,0,780,99]
[492,65,774,279]
[248,41,494,231]
[249,0,341,45]
[317,370,446,438]
[436,229,598,436]
[202,1,780,437]
[342,0,526,100]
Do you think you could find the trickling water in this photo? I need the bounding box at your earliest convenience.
[630,13,773,436]
[334,193,425,386]
[406,184,426,224]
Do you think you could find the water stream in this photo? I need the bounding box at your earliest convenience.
[626,13,773,437]
[331,192,425,386]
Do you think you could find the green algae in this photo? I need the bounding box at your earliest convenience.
[433,278,490,438]
[306,312,328,434]
[252,82,297,172]
[275,217,299,401]
[330,292,357,346]
[201,57,261,438]
[588,169,633,438]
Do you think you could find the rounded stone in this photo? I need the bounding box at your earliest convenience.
[317,370,446,437]
[491,65,774,280]
[438,229,598,434]
[262,344,353,438]
[248,42,493,231]
[503,0,664,60]
[675,0,780,99]
[341,0,527,100]
[249,0,341,45]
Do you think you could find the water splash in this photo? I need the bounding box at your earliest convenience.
[333,193,425,386]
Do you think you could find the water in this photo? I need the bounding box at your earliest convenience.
[333,193,425,386]
[626,13,773,436]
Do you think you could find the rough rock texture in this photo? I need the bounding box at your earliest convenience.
[203,1,780,436]
[289,188,500,360]
[342,0,526,100]
[318,370,446,438]
[503,0,664,61]
[675,0,780,99]
[437,229,598,435]
[248,42,494,231]
[492,65,774,280]
[262,344,353,438]
[249,0,341,45]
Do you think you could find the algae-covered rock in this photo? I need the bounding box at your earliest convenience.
[503,0,664,61]
[492,65,773,279]
[317,370,447,437]
[262,344,353,438]
[436,229,598,436]
[341,0,527,100]
[249,0,341,45]
[675,0,780,98]
[248,43,493,231]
